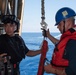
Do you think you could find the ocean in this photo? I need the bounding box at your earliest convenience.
[19,32,61,75]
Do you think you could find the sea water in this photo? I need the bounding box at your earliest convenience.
[20,32,61,75]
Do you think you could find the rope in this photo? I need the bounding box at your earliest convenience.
[41,0,47,30]
[41,0,45,20]
[37,1,48,75]
[41,0,48,37]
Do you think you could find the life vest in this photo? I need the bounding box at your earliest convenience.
[51,28,76,67]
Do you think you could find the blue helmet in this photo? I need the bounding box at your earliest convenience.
[55,7,76,25]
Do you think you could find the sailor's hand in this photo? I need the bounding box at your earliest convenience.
[41,28,47,37]
[44,64,56,74]
[44,63,67,75]
[56,69,67,75]
[0,53,7,62]
[46,29,51,38]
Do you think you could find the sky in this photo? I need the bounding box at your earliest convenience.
[22,0,76,32]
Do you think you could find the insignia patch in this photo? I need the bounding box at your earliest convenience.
[62,10,68,18]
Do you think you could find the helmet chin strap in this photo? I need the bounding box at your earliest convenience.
[63,20,66,33]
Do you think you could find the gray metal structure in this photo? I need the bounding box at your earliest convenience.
[0,0,24,35]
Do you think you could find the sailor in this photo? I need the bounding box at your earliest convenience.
[0,15,42,75]
[44,7,76,75]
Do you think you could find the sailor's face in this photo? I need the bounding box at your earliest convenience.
[4,23,17,36]
[57,21,64,34]
[57,18,74,34]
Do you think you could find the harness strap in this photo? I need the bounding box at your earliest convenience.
[37,40,48,75]
[0,58,19,75]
